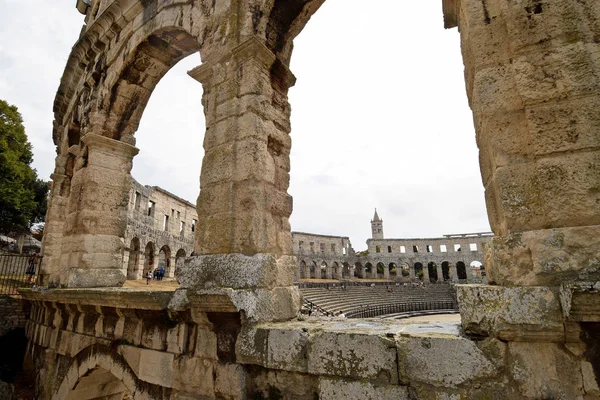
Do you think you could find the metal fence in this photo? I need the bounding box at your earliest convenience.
[346,300,457,319]
[0,254,41,295]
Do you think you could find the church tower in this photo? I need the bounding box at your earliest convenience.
[371,208,384,239]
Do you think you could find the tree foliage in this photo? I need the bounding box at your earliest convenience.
[0,99,48,233]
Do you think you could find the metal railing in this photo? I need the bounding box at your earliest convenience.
[346,300,457,319]
[0,254,41,295]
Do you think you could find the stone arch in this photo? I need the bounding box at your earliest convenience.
[299,260,307,279]
[354,262,364,279]
[414,262,424,280]
[428,262,438,283]
[143,242,156,274]
[127,237,141,280]
[342,262,350,279]
[442,261,451,281]
[175,248,186,276]
[389,263,397,280]
[158,245,171,278]
[376,262,386,279]
[365,263,373,278]
[470,260,483,278]
[332,261,340,279]
[310,261,317,279]
[457,261,468,280]
[53,344,164,400]
[320,261,328,279]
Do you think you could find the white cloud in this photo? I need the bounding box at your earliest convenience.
[0,0,490,251]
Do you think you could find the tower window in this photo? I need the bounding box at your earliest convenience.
[376,246,381,253]
[387,246,392,253]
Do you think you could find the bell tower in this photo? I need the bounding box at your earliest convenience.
[371,208,384,239]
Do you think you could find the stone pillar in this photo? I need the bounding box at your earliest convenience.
[39,173,68,287]
[458,0,600,286]
[436,264,444,282]
[383,266,390,280]
[59,134,138,287]
[326,265,332,280]
[189,37,294,257]
[168,255,176,278]
[422,266,430,283]
[449,263,458,281]
[408,265,415,281]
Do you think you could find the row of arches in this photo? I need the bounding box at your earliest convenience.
[299,260,482,282]
[125,237,187,280]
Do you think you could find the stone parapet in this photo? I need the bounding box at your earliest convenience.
[457,284,565,341]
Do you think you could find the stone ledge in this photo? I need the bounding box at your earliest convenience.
[178,254,295,289]
[19,288,174,310]
[457,284,565,341]
[559,282,600,322]
[237,318,463,384]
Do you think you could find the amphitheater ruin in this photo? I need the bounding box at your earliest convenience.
[4,0,600,399]
[293,210,491,282]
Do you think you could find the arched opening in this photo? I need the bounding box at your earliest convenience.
[441,261,451,281]
[310,261,317,279]
[470,260,483,278]
[376,262,385,279]
[355,262,364,279]
[175,249,186,277]
[126,237,141,280]
[457,261,468,280]
[389,263,397,280]
[400,262,410,279]
[342,262,351,279]
[66,367,131,400]
[320,261,328,279]
[299,260,307,279]
[365,262,373,278]
[143,242,155,275]
[158,245,171,280]
[332,261,340,279]
[414,262,424,281]
[428,262,438,283]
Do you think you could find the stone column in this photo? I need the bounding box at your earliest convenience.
[59,134,138,287]
[458,0,600,286]
[436,264,444,282]
[325,265,332,280]
[422,266,430,283]
[449,263,458,281]
[383,266,390,280]
[168,255,176,278]
[408,264,415,281]
[39,173,68,287]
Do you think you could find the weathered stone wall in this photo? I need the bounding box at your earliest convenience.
[22,288,600,399]
[0,296,29,338]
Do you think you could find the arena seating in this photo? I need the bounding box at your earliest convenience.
[299,283,457,318]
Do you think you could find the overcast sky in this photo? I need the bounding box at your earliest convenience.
[0,1,491,250]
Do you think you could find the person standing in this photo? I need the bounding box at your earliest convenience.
[146,270,152,285]
[25,252,38,283]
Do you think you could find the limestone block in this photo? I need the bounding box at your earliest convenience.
[396,333,497,388]
[457,285,564,341]
[172,356,214,396]
[137,348,174,387]
[61,268,126,288]
[56,330,97,357]
[214,363,246,400]
[267,326,309,372]
[194,325,218,361]
[235,325,268,366]
[472,65,523,115]
[559,282,600,322]
[508,342,584,399]
[513,41,599,105]
[179,254,295,289]
[582,361,600,397]
[119,345,142,377]
[319,378,408,400]
[307,330,398,384]
[486,226,600,286]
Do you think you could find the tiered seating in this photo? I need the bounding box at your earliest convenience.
[299,284,456,317]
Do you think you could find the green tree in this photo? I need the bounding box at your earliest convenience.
[0,99,48,234]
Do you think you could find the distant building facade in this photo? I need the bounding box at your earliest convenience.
[122,178,198,279]
[295,210,493,283]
